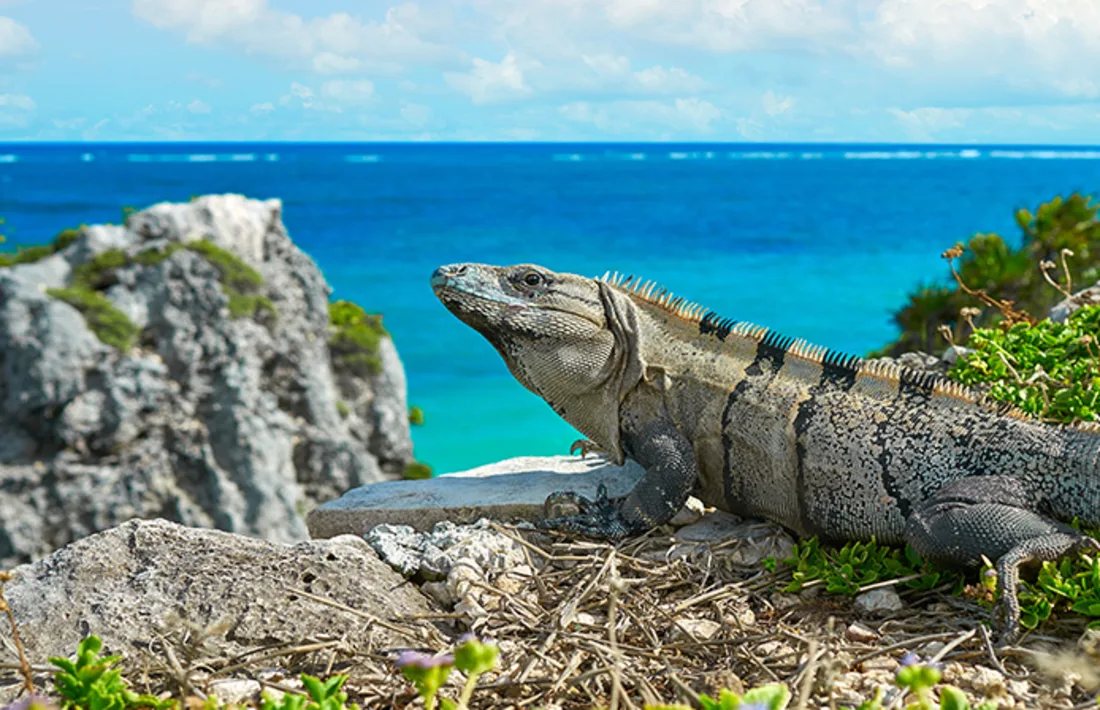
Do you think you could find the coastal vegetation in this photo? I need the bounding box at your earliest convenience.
[328,300,387,377]
[0,223,284,347]
[876,192,1100,357]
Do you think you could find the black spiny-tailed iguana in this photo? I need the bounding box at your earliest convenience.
[431,262,1100,640]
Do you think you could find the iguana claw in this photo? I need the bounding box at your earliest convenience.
[569,439,602,458]
[536,483,633,540]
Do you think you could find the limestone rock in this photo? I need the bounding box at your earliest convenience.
[308,455,647,537]
[1050,280,1100,323]
[2,519,434,664]
[853,586,905,615]
[0,195,414,566]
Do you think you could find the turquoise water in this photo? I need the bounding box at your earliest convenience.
[1,143,1098,472]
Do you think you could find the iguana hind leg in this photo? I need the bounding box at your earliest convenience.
[537,420,698,540]
[904,475,1100,643]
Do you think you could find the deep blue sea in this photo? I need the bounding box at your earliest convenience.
[1,143,1099,473]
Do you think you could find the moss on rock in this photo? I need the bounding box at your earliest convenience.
[0,225,86,268]
[328,300,388,376]
[46,287,140,351]
[402,461,433,480]
[185,240,264,292]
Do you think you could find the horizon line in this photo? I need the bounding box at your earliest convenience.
[2,139,1100,149]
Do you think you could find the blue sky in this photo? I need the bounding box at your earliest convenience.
[1,0,1099,142]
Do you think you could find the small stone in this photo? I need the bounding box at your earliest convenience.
[674,511,744,542]
[858,656,898,672]
[672,618,722,642]
[668,497,707,527]
[853,586,904,615]
[845,622,880,643]
[1006,679,1031,702]
[918,640,946,658]
[722,603,755,628]
[573,612,600,627]
[770,592,802,611]
[208,680,261,705]
[969,666,1007,697]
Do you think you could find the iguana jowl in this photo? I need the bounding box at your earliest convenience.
[431,262,1100,639]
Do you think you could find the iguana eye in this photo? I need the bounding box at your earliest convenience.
[523,271,544,287]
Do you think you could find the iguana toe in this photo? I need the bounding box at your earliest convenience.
[537,484,632,539]
[569,439,603,458]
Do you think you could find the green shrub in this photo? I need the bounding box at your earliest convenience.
[47,288,139,352]
[71,249,128,290]
[336,401,350,418]
[409,406,424,426]
[261,674,359,710]
[227,292,277,320]
[328,300,387,376]
[131,243,183,266]
[53,227,83,251]
[877,192,1100,357]
[403,461,433,480]
[49,635,176,710]
[185,240,264,292]
[766,537,962,596]
[949,304,1100,424]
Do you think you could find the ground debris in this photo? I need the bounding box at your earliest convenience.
[4,522,1097,710]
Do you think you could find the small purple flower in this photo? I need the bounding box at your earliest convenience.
[899,651,920,667]
[395,651,454,670]
[739,703,770,710]
[3,697,58,710]
[457,632,478,645]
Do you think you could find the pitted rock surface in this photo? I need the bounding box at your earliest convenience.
[0,195,413,566]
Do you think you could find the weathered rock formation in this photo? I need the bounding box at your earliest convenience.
[0,195,412,567]
[2,519,434,664]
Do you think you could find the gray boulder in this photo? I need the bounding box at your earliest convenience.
[1050,279,1100,323]
[307,455,647,538]
[1,519,434,665]
[0,195,414,566]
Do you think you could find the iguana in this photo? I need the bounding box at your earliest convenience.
[431,262,1100,640]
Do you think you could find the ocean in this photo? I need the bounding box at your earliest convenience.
[1,142,1098,473]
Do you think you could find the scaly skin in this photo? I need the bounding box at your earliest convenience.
[431,262,1100,642]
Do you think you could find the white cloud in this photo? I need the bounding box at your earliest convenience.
[762,90,795,116]
[187,99,212,114]
[888,106,973,141]
[0,16,36,56]
[0,92,34,110]
[445,53,532,104]
[0,91,34,127]
[312,52,361,74]
[865,0,1100,99]
[131,0,458,75]
[400,102,432,126]
[560,96,721,135]
[249,102,274,113]
[320,79,375,103]
[632,65,706,94]
[185,72,223,88]
[280,81,314,108]
[581,53,630,78]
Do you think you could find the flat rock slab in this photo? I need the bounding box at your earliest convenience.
[3,518,433,665]
[307,455,645,538]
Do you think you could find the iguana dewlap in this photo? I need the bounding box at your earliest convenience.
[431,262,1100,641]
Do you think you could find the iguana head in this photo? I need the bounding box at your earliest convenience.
[431,262,646,463]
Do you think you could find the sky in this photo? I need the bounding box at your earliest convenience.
[1,0,1100,142]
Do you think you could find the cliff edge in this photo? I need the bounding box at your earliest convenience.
[0,194,412,566]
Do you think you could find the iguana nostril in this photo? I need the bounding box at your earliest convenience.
[431,264,466,289]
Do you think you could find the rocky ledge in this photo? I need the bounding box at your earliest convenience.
[0,194,413,567]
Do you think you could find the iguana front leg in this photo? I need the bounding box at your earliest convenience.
[537,420,698,540]
[904,476,1100,643]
